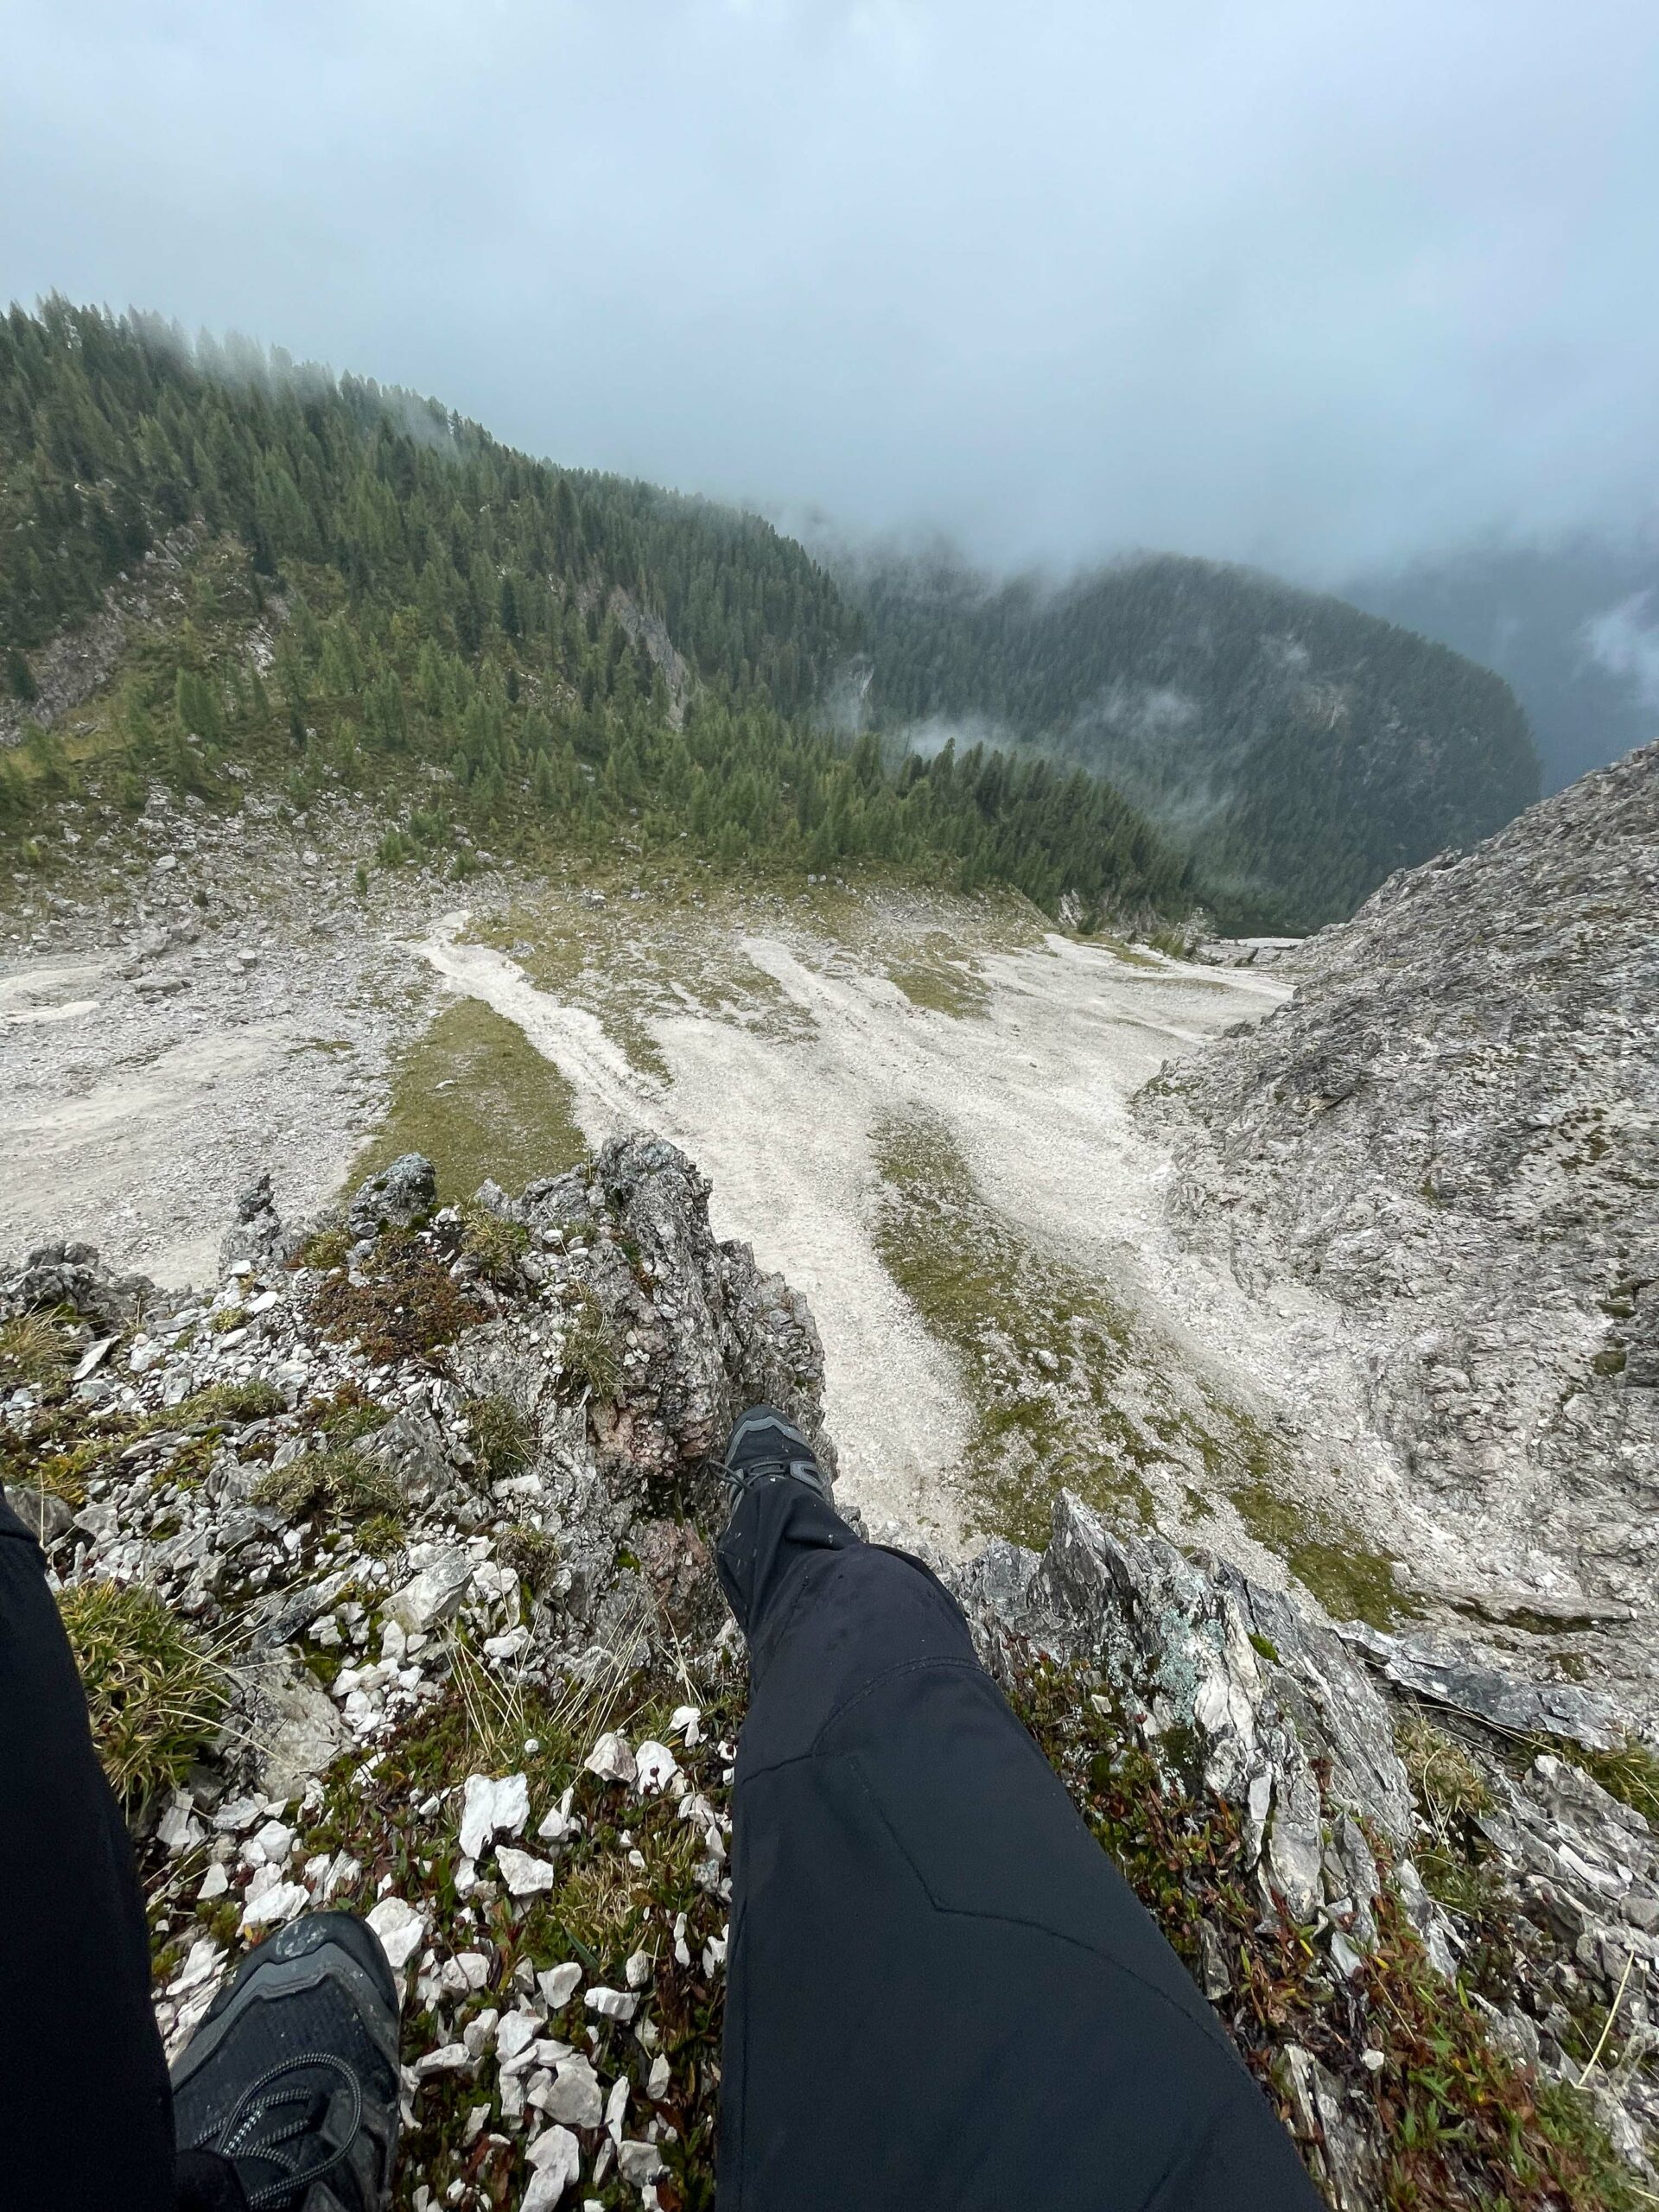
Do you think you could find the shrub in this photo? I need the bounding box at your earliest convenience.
[310,1234,480,1363]
[57,1581,227,1808]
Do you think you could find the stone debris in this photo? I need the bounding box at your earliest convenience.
[522,2122,582,2208]
[495,1847,557,1898]
[537,1963,583,2010]
[384,1551,475,1637]
[537,2056,603,2126]
[632,1740,678,1795]
[585,1986,637,2023]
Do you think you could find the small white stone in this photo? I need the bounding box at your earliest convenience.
[537,1962,582,2010]
[496,2011,540,2063]
[251,1818,294,1865]
[523,2121,582,2205]
[196,1862,230,1903]
[605,2073,630,2145]
[416,2043,474,2079]
[585,1986,637,2023]
[168,1937,226,1997]
[584,1732,636,1784]
[460,1772,531,1860]
[483,1625,531,1664]
[1330,1929,1365,1980]
[497,1846,556,1898]
[240,1879,310,1931]
[625,1948,652,1991]
[461,2104,490,2147]
[537,1785,578,1845]
[646,2052,671,2100]
[616,2140,666,2187]
[366,1895,428,1973]
[157,1791,204,1853]
[667,1704,702,1748]
[536,2056,602,2126]
[632,1741,678,1796]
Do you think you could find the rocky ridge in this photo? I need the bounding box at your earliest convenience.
[1147,741,1659,1724]
[4,1137,1656,2205]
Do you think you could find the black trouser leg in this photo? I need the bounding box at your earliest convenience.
[0,1493,246,2211]
[715,1479,1324,2212]
[0,1492,175,2207]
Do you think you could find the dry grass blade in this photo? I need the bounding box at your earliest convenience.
[448,1634,526,1765]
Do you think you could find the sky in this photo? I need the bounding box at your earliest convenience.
[5,0,1659,582]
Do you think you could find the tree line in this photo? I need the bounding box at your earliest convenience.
[0,300,1192,926]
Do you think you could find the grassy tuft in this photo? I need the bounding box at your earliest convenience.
[297,1224,352,1272]
[252,1445,402,1522]
[557,1287,620,1404]
[1566,1738,1659,1829]
[498,1521,561,1594]
[0,1312,75,1392]
[459,1205,531,1286]
[465,1392,534,1485]
[58,1580,227,1808]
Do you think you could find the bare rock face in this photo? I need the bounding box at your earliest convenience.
[957,1491,1659,2182]
[1144,741,1659,1719]
[501,1134,836,1512]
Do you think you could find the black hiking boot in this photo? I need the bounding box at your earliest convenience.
[170,1910,402,2212]
[720,1402,831,1515]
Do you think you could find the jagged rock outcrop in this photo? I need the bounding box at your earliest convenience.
[1144,742,1659,1722]
[959,1492,1659,2191]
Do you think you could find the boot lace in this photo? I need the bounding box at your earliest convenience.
[189,2051,363,2210]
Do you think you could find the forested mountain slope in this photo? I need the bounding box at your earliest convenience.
[0,301,1190,928]
[849,550,1541,931]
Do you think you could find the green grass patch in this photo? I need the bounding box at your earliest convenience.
[1230,1477,1424,1631]
[348,995,588,1209]
[252,1444,402,1522]
[465,1392,534,1485]
[886,939,990,1020]
[459,1203,531,1285]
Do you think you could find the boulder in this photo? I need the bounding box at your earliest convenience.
[347,1154,436,1242]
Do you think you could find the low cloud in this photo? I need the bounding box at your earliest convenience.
[4,0,1658,579]
[1580,594,1659,710]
